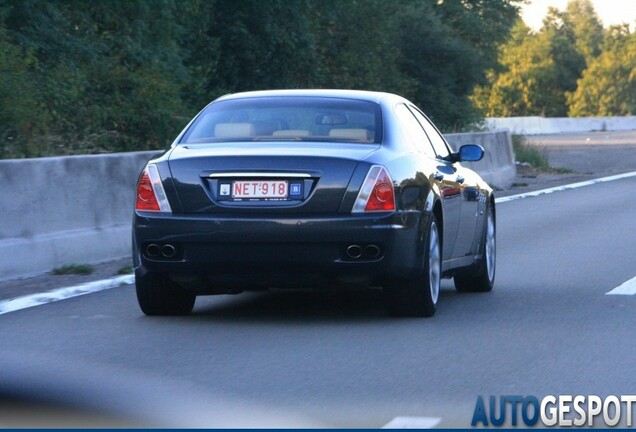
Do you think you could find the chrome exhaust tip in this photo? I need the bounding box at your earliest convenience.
[364,244,381,259]
[161,244,176,258]
[146,244,160,258]
[346,245,363,259]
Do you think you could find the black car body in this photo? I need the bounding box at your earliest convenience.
[133,90,496,317]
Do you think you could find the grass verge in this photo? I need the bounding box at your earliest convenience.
[52,264,95,276]
[512,135,550,170]
[117,265,133,275]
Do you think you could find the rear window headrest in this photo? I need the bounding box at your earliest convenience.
[214,123,255,138]
[272,129,310,137]
[328,128,370,141]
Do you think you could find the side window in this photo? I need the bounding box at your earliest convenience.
[408,106,450,159]
[394,104,436,158]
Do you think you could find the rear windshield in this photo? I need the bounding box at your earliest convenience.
[180,97,382,144]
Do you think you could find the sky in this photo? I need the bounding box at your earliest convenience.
[521,0,636,31]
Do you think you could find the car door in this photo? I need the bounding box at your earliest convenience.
[408,106,480,259]
[394,104,461,261]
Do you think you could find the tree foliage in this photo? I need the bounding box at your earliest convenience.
[4,0,635,158]
[565,0,604,61]
[567,25,636,116]
[2,0,191,157]
[395,0,520,127]
[473,5,586,118]
[473,0,636,118]
[0,0,522,158]
[472,20,557,117]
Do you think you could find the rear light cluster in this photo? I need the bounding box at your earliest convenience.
[352,165,396,213]
[135,164,172,212]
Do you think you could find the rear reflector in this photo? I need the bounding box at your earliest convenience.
[135,164,172,212]
[352,165,396,213]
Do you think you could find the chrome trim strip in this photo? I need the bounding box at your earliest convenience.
[208,172,311,178]
[146,164,172,213]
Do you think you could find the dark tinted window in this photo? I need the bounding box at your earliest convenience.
[408,106,450,158]
[395,104,436,158]
[180,97,382,144]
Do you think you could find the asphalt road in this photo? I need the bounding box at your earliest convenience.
[1,174,636,428]
[527,131,636,176]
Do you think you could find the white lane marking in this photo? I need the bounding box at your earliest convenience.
[382,416,441,429]
[606,276,636,295]
[0,274,134,315]
[496,171,636,203]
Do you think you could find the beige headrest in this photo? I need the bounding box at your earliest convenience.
[328,128,369,141]
[214,123,255,138]
[272,129,310,136]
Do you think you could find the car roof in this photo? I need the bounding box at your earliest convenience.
[214,89,408,106]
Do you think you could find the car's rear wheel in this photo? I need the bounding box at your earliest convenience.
[454,204,495,293]
[135,270,196,316]
[384,214,440,317]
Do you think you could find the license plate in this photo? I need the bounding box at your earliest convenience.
[232,180,288,199]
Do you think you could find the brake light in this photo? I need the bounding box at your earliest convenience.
[352,165,396,212]
[135,164,172,212]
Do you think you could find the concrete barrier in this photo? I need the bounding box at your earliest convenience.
[445,130,516,190]
[0,131,515,281]
[486,116,636,135]
[0,151,161,281]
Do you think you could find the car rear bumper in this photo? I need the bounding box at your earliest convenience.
[133,211,424,290]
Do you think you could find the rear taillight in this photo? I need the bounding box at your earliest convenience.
[352,165,396,213]
[135,164,172,212]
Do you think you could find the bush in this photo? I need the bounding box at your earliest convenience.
[52,264,95,275]
[512,135,550,170]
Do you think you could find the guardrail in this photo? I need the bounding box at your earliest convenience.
[486,116,636,135]
[0,131,515,281]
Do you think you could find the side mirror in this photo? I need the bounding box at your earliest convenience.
[458,144,484,162]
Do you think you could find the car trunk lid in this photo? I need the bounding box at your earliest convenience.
[167,142,380,214]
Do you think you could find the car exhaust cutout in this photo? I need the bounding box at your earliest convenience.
[161,244,176,258]
[146,244,161,258]
[346,245,363,259]
[364,244,381,259]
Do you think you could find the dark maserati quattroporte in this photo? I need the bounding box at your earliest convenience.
[133,90,495,317]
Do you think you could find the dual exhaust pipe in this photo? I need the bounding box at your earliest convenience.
[145,243,177,259]
[146,242,379,261]
[346,244,381,260]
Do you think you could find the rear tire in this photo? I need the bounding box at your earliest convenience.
[454,204,495,293]
[135,270,196,316]
[384,214,441,317]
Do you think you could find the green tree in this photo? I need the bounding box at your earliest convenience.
[309,0,409,94]
[541,7,586,113]
[396,0,521,128]
[567,25,636,116]
[472,20,557,117]
[1,0,524,158]
[175,0,220,109]
[0,1,50,157]
[179,0,523,130]
[472,4,586,117]
[203,0,318,96]
[565,0,604,62]
[2,0,191,156]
